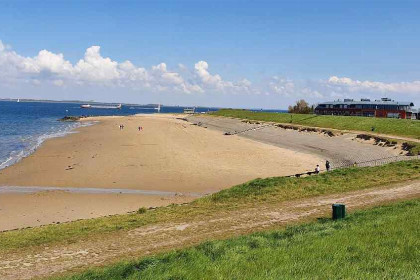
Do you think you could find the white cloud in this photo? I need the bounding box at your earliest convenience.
[0,39,418,106]
[193,60,253,94]
[268,77,295,96]
[327,76,420,94]
[74,46,121,82]
[0,41,214,94]
[30,50,73,75]
[267,77,323,99]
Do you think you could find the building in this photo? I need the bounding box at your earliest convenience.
[314,98,417,119]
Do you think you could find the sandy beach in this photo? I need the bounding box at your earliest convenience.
[0,114,320,230]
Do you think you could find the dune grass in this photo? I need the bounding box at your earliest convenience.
[1,160,419,253]
[56,199,420,280]
[211,109,420,139]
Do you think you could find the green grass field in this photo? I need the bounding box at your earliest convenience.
[56,199,420,280]
[1,160,419,253]
[211,109,420,139]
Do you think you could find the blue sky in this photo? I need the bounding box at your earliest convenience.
[1,0,419,108]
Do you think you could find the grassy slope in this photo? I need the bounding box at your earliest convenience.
[57,199,420,280]
[211,109,420,139]
[1,160,419,253]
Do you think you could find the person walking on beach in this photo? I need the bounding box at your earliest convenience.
[315,164,320,174]
[325,160,330,171]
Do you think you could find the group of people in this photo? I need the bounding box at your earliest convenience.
[118,124,144,132]
[315,160,331,174]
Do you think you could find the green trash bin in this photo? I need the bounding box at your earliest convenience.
[332,204,346,220]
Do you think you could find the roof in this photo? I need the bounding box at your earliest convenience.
[318,99,414,107]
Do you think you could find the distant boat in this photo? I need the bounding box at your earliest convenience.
[184,107,195,114]
[155,104,161,113]
[17,99,20,103]
[81,104,122,109]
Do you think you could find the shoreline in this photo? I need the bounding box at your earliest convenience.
[0,113,321,230]
[0,119,96,171]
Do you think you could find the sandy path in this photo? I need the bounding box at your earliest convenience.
[0,180,418,280]
[0,114,320,230]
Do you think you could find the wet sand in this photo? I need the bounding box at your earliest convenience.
[0,114,321,230]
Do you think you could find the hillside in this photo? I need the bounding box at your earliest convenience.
[58,199,420,279]
[211,109,420,140]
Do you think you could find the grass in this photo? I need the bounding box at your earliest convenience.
[1,160,419,253]
[211,109,420,139]
[56,199,420,280]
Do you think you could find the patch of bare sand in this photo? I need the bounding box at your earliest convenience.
[0,114,321,230]
[0,192,193,231]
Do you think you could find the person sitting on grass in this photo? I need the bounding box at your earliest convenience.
[315,164,320,174]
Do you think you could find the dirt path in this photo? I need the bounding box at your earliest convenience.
[1,180,419,280]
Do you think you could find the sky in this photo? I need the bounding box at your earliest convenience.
[0,0,419,109]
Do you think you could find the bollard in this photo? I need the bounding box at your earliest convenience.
[332,204,346,220]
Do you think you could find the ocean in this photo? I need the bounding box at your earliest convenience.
[0,101,286,170]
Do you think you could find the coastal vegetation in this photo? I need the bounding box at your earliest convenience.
[56,199,420,280]
[287,99,313,114]
[0,160,419,253]
[211,109,420,140]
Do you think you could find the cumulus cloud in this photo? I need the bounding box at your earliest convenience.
[268,77,295,96]
[327,76,420,94]
[0,40,239,94]
[268,76,323,99]
[74,46,120,82]
[194,60,253,93]
[0,39,419,105]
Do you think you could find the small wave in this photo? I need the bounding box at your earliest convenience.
[0,121,94,170]
[0,156,14,170]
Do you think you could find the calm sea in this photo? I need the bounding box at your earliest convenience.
[0,101,286,170]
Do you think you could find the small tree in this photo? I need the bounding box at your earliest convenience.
[288,99,313,114]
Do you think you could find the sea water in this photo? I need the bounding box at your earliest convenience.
[0,101,220,170]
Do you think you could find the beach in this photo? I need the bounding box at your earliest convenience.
[0,114,320,231]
